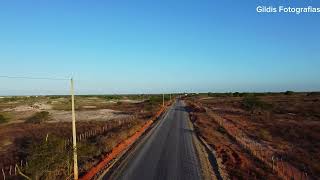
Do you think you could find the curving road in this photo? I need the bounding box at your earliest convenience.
[105,100,202,180]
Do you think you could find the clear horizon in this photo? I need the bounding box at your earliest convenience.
[1,0,320,95]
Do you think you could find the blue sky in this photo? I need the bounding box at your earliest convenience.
[0,0,320,95]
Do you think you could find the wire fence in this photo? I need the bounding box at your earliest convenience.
[0,116,136,180]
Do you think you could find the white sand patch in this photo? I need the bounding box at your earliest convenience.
[82,105,97,109]
[49,109,131,122]
[119,99,144,103]
[2,103,52,112]
[3,105,36,112]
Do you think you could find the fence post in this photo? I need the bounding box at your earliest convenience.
[304,172,308,180]
[272,156,274,171]
[2,168,5,180]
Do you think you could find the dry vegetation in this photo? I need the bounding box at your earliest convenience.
[0,94,168,179]
[186,92,320,179]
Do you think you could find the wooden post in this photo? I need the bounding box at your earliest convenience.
[272,156,275,171]
[163,94,164,107]
[71,78,78,180]
[2,168,5,180]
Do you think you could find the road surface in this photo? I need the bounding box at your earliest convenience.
[105,100,202,180]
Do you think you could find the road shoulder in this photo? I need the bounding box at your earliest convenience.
[186,114,218,180]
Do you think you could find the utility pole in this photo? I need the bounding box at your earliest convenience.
[163,93,165,107]
[71,78,78,180]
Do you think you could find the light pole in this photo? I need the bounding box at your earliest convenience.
[71,78,78,180]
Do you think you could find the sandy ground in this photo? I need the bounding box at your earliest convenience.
[1,102,132,123]
[49,109,131,122]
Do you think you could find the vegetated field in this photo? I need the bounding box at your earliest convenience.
[185,92,320,180]
[0,94,169,179]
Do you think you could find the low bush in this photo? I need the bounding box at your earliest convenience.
[148,95,163,105]
[242,95,272,112]
[104,95,121,100]
[307,92,320,96]
[259,129,272,141]
[207,92,233,97]
[26,136,72,179]
[0,114,8,124]
[116,101,122,105]
[26,111,50,124]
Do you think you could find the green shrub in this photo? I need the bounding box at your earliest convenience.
[217,126,226,134]
[26,111,50,124]
[104,95,121,100]
[26,136,72,179]
[0,114,8,124]
[259,129,272,141]
[148,95,163,105]
[242,95,272,112]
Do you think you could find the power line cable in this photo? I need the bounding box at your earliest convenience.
[0,75,70,81]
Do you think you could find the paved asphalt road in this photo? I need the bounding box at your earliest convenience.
[106,100,202,180]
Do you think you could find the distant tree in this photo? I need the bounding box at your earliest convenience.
[233,92,240,97]
[284,91,294,95]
